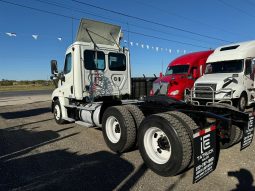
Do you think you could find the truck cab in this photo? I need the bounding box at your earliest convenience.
[151,50,213,100]
[51,19,131,122]
[192,40,255,111]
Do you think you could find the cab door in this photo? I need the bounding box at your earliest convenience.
[61,52,74,98]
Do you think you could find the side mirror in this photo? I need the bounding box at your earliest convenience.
[192,68,199,79]
[51,60,58,74]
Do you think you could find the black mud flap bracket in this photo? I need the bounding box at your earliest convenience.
[193,125,217,183]
[241,113,255,150]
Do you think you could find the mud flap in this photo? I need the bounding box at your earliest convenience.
[241,113,254,150]
[193,125,217,183]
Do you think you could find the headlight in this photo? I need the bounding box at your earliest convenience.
[170,90,179,96]
[224,91,232,98]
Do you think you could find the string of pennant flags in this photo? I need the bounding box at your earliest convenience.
[123,40,189,54]
[4,32,63,41]
[3,32,192,54]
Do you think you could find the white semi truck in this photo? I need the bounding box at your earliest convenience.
[192,41,255,111]
[50,19,254,183]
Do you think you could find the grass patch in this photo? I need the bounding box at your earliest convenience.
[0,85,55,92]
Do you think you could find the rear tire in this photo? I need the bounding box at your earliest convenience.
[166,111,198,139]
[220,125,242,149]
[166,111,198,167]
[232,125,243,144]
[102,106,136,153]
[138,113,192,176]
[212,102,238,111]
[124,105,145,129]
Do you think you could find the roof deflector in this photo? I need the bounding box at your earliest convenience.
[76,19,122,46]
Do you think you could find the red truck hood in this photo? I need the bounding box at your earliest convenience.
[152,74,190,100]
[154,74,188,84]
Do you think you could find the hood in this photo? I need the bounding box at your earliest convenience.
[152,74,189,96]
[153,74,188,84]
[195,73,240,90]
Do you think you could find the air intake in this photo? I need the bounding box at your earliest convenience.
[220,45,239,51]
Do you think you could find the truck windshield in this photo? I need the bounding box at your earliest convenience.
[205,60,243,74]
[165,65,189,75]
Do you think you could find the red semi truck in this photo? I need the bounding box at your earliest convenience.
[151,50,214,100]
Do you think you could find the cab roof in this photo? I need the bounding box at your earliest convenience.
[207,40,255,63]
[168,50,214,67]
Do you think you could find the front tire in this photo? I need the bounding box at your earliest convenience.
[238,94,247,112]
[53,100,66,124]
[102,106,136,153]
[138,113,192,176]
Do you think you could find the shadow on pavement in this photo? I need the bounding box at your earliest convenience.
[0,126,77,161]
[0,107,51,119]
[228,168,255,191]
[6,118,54,130]
[0,123,145,191]
[167,172,187,190]
[0,127,59,158]
[0,150,135,191]
[118,163,148,191]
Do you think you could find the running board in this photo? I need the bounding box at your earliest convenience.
[65,104,101,111]
[62,117,75,122]
[75,121,94,128]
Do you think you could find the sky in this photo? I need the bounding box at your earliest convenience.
[0,0,255,80]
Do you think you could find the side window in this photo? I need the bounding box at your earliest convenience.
[245,59,252,75]
[64,53,72,74]
[84,50,105,70]
[109,53,126,71]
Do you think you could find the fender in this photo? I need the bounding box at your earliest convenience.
[51,89,68,118]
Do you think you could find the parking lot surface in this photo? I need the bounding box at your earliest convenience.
[0,101,254,190]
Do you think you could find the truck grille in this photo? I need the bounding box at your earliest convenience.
[153,82,168,95]
[194,83,217,99]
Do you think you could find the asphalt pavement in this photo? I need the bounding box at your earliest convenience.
[0,101,254,190]
[0,90,52,98]
[0,90,52,106]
